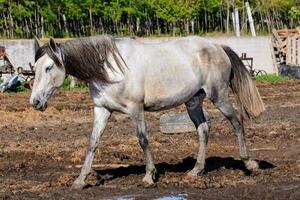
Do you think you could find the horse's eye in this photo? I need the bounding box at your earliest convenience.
[45,65,53,73]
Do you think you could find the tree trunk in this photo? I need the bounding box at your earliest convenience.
[204,8,207,32]
[25,18,29,38]
[3,13,8,37]
[245,1,256,37]
[136,17,140,34]
[185,19,189,35]
[8,0,14,38]
[172,22,176,36]
[156,17,160,35]
[41,16,44,38]
[63,14,68,36]
[226,1,230,33]
[89,5,93,35]
[234,8,240,37]
[191,19,195,35]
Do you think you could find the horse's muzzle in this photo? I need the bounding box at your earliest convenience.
[32,99,48,111]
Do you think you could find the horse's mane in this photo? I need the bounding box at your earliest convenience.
[35,35,126,83]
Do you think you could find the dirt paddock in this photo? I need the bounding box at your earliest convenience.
[0,81,299,199]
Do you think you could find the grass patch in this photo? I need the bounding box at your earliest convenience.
[16,81,30,93]
[61,76,72,90]
[60,76,88,92]
[254,74,289,84]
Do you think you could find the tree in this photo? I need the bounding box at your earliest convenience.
[0,0,298,38]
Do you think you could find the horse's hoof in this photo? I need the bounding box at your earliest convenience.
[142,176,155,188]
[187,168,204,176]
[245,159,259,171]
[71,181,87,190]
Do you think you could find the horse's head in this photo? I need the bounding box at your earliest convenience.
[30,37,65,111]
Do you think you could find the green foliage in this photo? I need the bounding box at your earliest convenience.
[61,76,88,91]
[255,74,289,84]
[289,6,300,19]
[61,76,72,90]
[0,0,299,37]
[155,0,194,23]
[16,81,28,93]
[40,3,57,23]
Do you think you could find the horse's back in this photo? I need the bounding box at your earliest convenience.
[114,36,232,111]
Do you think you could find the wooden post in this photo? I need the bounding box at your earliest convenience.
[292,36,297,65]
[234,8,240,37]
[287,36,291,65]
[245,1,256,37]
[296,38,300,66]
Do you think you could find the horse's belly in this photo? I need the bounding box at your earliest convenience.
[144,78,200,111]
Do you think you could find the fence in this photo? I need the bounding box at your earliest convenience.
[272,28,300,66]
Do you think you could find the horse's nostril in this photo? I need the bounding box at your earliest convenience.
[33,99,40,107]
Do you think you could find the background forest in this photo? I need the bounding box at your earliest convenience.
[0,0,299,39]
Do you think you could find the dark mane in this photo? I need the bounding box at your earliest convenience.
[35,35,126,83]
[62,35,126,83]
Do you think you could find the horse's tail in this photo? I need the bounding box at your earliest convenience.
[222,45,265,119]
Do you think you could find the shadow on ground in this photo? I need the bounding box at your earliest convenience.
[95,156,275,185]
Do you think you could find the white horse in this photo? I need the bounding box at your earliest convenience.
[31,35,265,189]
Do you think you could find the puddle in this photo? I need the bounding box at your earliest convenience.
[154,193,188,200]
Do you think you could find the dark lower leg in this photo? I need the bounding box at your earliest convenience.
[185,94,208,175]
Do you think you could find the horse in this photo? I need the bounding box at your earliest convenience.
[30,35,265,189]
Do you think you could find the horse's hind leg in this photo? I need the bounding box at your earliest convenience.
[185,90,208,176]
[130,106,156,187]
[211,89,259,172]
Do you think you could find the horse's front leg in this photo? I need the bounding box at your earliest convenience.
[130,107,156,187]
[72,106,111,189]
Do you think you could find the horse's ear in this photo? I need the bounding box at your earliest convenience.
[49,37,64,67]
[34,36,43,50]
[49,37,58,52]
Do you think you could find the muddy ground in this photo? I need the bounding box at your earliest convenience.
[0,81,299,199]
